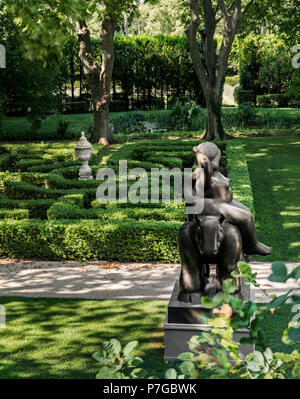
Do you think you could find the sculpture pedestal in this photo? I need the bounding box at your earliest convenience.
[164,279,255,362]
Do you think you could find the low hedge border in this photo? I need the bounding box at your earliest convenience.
[48,201,185,221]
[0,195,55,219]
[0,219,181,262]
[0,209,29,220]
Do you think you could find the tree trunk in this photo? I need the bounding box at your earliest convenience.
[205,91,224,140]
[186,0,246,141]
[76,19,115,145]
[93,106,110,146]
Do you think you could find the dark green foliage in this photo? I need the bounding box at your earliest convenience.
[0,208,29,219]
[0,219,181,262]
[48,202,185,222]
[238,34,296,107]
[234,87,255,106]
[286,70,300,107]
[257,94,290,108]
[0,153,12,170]
[0,196,55,219]
[169,101,207,131]
[56,118,70,137]
[112,35,205,110]
[234,104,257,126]
[3,181,67,200]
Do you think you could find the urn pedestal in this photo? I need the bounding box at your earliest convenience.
[164,278,255,362]
[75,132,93,181]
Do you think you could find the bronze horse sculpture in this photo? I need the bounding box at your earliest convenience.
[178,214,243,302]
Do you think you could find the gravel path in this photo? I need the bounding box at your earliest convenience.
[0,259,299,302]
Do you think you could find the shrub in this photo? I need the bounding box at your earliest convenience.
[233,87,255,106]
[48,201,185,221]
[257,94,289,108]
[0,208,29,220]
[169,102,207,131]
[234,104,257,127]
[0,219,181,262]
[47,172,99,190]
[0,196,55,219]
[111,112,145,133]
[14,158,55,172]
[167,96,191,108]
[20,172,49,187]
[4,181,67,200]
[286,70,300,107]
[0,153,12,171]
[56,118,70,137]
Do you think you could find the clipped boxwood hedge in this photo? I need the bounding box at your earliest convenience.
[0,209,29,220]
[48,201,185,222]
[257,94,289,108]
[0,219,181,262]
[0,195,56,219]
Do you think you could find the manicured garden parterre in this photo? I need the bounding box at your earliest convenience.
[0,138,255,262]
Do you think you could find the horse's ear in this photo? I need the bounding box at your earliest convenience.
[219,214,225,224]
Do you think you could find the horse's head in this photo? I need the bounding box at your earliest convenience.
[196,216,225,256]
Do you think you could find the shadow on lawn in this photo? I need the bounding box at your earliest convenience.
[243,137,300,262]
[0,297,168,379]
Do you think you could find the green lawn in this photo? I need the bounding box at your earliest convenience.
[0,297,296,379]
[242,136,300,261]
[0,298,168,379]
[2,113,94,138]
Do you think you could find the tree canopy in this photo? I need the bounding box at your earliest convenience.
[5,0,139,58]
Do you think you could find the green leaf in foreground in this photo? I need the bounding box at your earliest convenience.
[123,341,138,356]
[269,261,288,283]
[165,368,177,379]
[222,278,237,295]
[288,265,300,280]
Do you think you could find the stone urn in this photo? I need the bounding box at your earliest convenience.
[75,131,93,180]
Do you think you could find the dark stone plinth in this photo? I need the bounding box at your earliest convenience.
[164,278,255,362]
